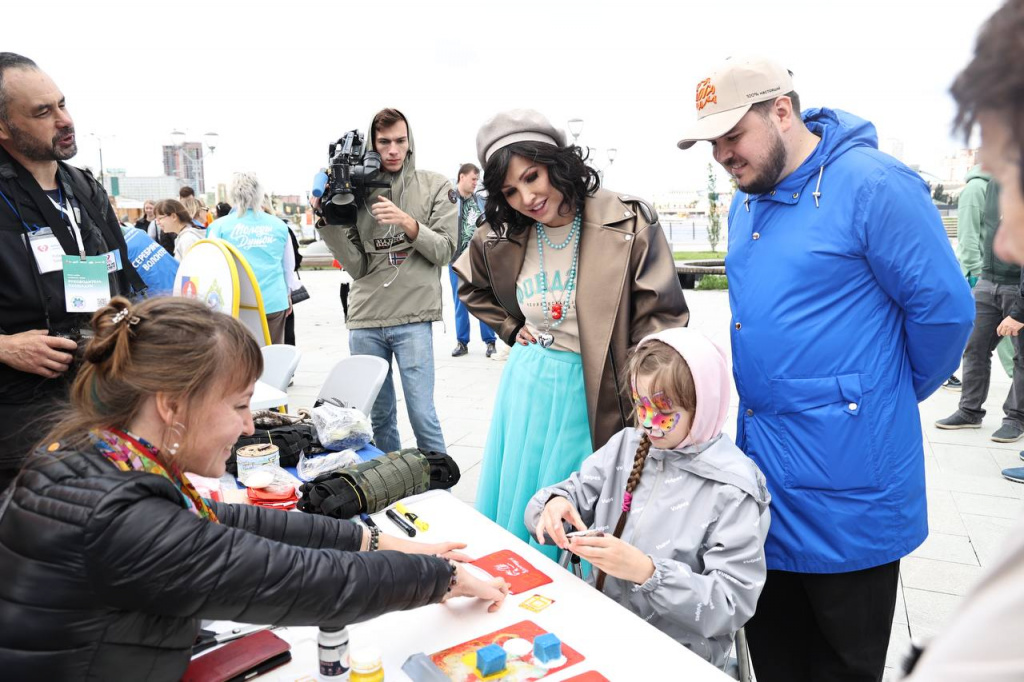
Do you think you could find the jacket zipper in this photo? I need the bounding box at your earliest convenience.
[619,457,664,607]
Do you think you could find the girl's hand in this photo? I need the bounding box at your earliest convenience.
[378,535,472,562]
[516,327,536,345]
[535,497,586,550]
[444,566,509,613]
[568,534,656,585]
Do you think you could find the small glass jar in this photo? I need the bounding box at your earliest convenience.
[348,647,385,682]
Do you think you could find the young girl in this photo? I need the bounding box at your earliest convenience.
[525,327,771,669]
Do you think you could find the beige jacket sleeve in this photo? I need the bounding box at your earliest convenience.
[453,230,523,346]
[318,222,369,280]
[407,180,457,267]
[628,219,690,345]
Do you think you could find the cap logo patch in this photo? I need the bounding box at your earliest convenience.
[696,78,718,112]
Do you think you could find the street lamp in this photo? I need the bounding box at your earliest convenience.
[568,118,584,146]
[89,133,114,187]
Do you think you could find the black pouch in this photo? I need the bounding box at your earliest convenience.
[297,448,462,518]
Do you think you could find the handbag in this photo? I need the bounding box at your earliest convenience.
[290,285,310,304]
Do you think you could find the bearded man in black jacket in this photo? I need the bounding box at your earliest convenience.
[0,53,143,490]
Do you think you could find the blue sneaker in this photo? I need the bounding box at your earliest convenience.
[1003,467,1024,484]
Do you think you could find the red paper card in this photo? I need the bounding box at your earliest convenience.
[471,550,552,595]
[431,619,584,681]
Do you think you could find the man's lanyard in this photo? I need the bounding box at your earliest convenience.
[49,183,86,258]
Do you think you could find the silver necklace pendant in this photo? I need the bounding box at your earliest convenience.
[537,331,554,349]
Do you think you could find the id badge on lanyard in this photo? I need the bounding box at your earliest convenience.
[23,227,65,274]
[62,255,110,312]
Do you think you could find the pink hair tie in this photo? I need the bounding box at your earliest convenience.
[622,491,633,513]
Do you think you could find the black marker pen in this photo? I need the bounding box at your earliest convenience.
[386,508,417,537]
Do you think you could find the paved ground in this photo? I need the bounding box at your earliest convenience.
[287,268,1022,679]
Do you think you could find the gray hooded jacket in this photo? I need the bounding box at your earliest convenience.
[318,112,457,328]
[525,329,771,669]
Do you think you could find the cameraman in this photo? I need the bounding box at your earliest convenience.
[0,54,143,490]
[316,108,456,454]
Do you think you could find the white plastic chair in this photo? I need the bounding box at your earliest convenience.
[317,355,389,416]
[259,345,302,392]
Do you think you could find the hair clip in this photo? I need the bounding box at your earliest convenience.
[111,309,140,327]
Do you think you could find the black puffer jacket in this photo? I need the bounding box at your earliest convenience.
[0,445,452,681]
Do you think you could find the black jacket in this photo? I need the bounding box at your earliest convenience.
[0,148,143,404]
[0,444,452,681]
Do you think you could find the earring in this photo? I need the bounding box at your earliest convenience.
[166,421,186,457]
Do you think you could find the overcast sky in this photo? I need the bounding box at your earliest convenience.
[6,0,1003,199]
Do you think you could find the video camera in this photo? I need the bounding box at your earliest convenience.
[311,130,390,223]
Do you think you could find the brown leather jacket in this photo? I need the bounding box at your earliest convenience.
[453,188,689,448]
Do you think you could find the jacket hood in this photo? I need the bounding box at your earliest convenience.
[367,108,417,177]
[778,107,876,193]
[636,327,730,448]
[764,108,877,208]
[965,163,991,184]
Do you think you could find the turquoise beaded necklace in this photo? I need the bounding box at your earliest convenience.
[535,211,581,348]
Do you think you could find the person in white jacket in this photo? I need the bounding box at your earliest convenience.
[526,327,771,670]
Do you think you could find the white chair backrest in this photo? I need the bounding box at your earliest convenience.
[318,355,389,416]
[259,345,302,392]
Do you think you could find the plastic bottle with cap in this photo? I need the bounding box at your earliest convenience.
[318,626,350,680]
[349,647,385,682]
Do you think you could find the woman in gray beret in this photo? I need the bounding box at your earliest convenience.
[452,109,690,557]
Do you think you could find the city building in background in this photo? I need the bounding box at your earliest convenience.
[101,170,185,202]
[162,141,206,193]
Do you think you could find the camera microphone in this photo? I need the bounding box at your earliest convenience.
[311,170,329,198]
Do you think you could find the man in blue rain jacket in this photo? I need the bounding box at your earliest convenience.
[678,56,974,682]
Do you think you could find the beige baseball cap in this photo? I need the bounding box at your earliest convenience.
[677,56,794,150]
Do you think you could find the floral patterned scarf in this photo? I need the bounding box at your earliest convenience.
[91,428,218,522]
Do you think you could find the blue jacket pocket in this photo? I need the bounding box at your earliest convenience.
[769,374,880,491]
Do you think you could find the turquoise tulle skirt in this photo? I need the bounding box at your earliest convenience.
[475,341,594,561]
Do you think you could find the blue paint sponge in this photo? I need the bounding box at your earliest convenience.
[476,643,507,676]
[533,633,562,663]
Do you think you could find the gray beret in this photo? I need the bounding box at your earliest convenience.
[476,109,567,167]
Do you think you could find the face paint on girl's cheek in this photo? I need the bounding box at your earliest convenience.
[632,385,682,435]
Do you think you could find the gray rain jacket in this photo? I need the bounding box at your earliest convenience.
[525,329,771,669]
[318,112,457,329]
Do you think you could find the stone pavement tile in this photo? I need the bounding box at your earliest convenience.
[452,462,481,506]
[959,513,1019,568]
[902,587,963,641]
[908,532,979,566]
[989,447,1024,469]
[923,466,1024,498]
[925,489,968,536]
[446,443,484,473]
[951,490,1024,519]
[900,557,984,596]
[930,442,1003,477]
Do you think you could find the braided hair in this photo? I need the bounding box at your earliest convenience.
[595,431,652,592]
